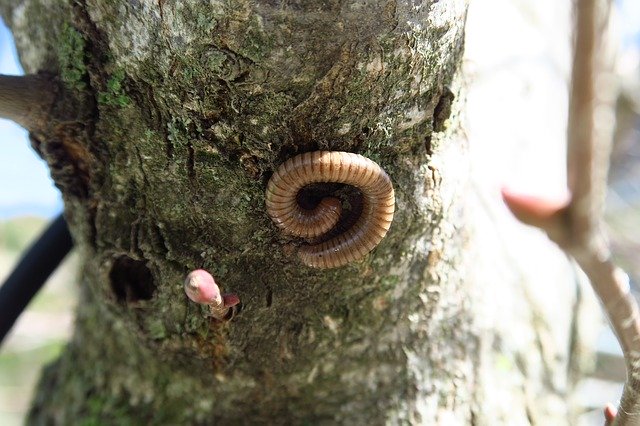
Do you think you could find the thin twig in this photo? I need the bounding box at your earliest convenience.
[503,0,640,424]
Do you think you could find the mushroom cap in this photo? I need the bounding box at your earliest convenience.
[184,269,222,305]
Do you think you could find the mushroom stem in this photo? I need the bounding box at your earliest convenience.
[0,74,55,131]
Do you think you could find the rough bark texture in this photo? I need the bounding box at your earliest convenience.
[0,0,594,424]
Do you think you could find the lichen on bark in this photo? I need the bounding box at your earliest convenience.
[0,0,592,424]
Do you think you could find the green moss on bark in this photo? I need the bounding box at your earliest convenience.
[57,23,88,91]
[97,69,131,107]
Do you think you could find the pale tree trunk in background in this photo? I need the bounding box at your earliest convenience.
[0,0,596,424]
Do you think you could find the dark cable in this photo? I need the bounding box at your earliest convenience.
[0,214,73,346]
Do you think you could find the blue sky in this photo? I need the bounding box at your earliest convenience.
[0,4,639,219]
[618,0,640,49]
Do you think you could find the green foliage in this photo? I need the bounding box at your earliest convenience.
[98,69,131,107]
[0,341,65,386]
[57,24,87,91]
[0,217,46,252]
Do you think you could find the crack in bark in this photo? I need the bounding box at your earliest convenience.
[165,125,174,160]
[187,140,195,179]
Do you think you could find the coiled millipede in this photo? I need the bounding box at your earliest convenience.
[265,151,395,268]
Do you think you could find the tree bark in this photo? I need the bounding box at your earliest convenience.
[0,0,595,424]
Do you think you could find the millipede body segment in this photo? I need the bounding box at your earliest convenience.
[265,151,395,268]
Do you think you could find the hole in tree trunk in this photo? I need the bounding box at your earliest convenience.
[433,87,455,133]
[109,256,156,304]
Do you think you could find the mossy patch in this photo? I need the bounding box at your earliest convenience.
[238,15,274,61]
[98,69,131,107]
[57,23,88,91]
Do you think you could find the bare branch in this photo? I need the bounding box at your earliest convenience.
[0,74,56,131]
[566,0,640,422]
[504,0,640,423]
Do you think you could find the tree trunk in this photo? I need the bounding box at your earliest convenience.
[0,0,594,424]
